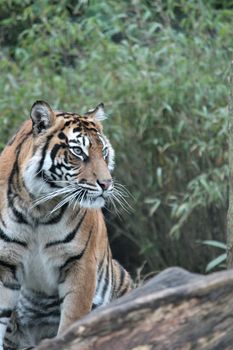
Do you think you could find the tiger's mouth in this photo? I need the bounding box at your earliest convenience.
[80,195,106,209]
[32,180,129,213]
[78,189,112,208]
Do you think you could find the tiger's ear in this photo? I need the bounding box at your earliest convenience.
[30,100,55,134]
[84,103,107,121]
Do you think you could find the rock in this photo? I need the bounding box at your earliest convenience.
[34,267,233,350]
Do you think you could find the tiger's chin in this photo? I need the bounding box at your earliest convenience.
[78,196,106,209]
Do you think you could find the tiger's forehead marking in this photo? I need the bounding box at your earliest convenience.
[56,114,106,156]
[66,126,105,157]
[67,128,90,156]
[76,136,90,156]
[58,114,99,133]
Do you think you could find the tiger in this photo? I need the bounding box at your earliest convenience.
[0,101,132,350]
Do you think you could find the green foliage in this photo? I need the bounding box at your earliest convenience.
[0,0,231,274]
[201,240,227,272]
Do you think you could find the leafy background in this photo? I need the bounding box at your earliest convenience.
[0,0,232,277]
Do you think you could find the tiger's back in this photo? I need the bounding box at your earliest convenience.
[0,101,132,350]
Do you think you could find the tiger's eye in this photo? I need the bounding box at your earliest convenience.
[73,147,83,156]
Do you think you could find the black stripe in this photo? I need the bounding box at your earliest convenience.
[56,113,76,118]
[64,120,72,127]
[50,144,63,161]
[69,138,79,144]
[84,126,98,133]
[95,250,107,295]
[81,128,97,133]
[97,263,106,290]
[11,206,28,224]
[2,282,20,290]
[7,131,33,225]
[73,127,82,133]
[42,298,62,309]
[59,225,94,277]
[58,132,67,140]
[49,160,71,175]
[21,304,60,319]
[118,264,126,292]
[59,163,72,171]
[0,309,12,318]
[42,203,68,225]
[36,135,53,175]
[59,254,84,271]
[56,113,66,117]
[3,337,17,348]
[0,215,6,227]
[98,251,106,274]
[21,292,62,308]
[110,259,114,299]
[92,303,98,310]
[101,248,111,300]
[45,210,86,247]
[0,260,16,275]
[39,171,61,188]
[0,228,27,247]
[118,285,128,298]
[22,290,59,300]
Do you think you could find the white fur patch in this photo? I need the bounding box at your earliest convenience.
[95,105,107,121]
[23,147,55,196]
[35,105,50,120]
[86,103,107,121]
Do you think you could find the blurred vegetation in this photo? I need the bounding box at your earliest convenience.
[0,0,232,275]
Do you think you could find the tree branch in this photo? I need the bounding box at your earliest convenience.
[34,267,233,350]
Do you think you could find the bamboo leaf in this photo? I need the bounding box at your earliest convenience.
[206,253,227,272]
[201,240,227,250]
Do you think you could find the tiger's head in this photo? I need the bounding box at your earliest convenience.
[24,100,116,209]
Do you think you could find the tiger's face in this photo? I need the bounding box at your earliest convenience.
[24,101,116,209]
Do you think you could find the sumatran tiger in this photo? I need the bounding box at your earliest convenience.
[0,101,132,350]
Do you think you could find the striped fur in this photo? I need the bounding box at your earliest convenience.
[0,101,132,350]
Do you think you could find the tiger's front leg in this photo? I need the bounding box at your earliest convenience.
[0,279,19,350]
[57,258,96,334]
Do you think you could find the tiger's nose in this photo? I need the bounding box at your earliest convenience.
[97,179,112,191]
